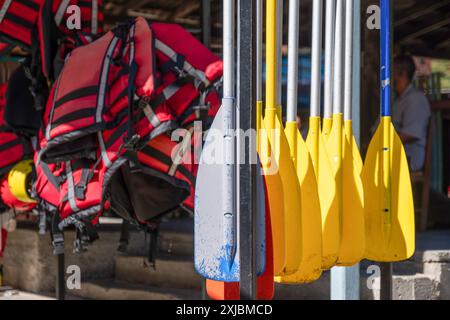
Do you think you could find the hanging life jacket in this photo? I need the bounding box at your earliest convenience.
[0,0,102,49]
[0,83,32,177]
[36,17,223,231]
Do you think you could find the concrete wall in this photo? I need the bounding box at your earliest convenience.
[2,223,145,294]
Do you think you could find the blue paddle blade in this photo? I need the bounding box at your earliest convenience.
[194,106,266,282]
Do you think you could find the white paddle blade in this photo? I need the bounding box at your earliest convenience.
[194,106,266,281]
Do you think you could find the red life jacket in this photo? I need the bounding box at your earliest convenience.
[0,227,7,257]
[35,18,223,230]
[0,83,30,177]
[0,0,102,48]
[0,0,42,48]
[0,175,37,212]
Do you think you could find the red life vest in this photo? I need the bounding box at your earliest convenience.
[0,0,102,48]
[0,176,36,212]
[35,17,223,230]
[0,83,30,177]
[0,227,7,257]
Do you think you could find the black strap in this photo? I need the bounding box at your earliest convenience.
[74,168,90,200]
[51,213,64,256]
[40,162,66,190]
[145,227,159,270]
[160,54,186,75]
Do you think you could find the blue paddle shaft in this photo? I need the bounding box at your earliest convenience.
[381,0,391,117]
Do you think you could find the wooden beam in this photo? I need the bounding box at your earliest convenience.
[171,0,200,20]
[395,0,450,27]
[399,15,450,44]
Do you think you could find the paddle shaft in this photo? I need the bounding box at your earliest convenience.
[324,0,336,120]
[333,0,344,116]
[222,0,237,269]
[344,0,353,122]
[286,0,300,123]
[310,0,323,118]
[266,0,277,117]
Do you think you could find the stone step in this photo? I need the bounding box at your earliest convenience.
[70,279,201,300]
[115,254,202,290]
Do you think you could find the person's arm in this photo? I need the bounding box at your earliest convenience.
[398,131,419,144]
[398,93,430,145]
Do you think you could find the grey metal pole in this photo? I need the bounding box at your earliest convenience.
[238,0,258,300]
[330,0,361,301]
[201,0,212,48]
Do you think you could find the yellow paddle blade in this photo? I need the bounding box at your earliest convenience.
[258,108,286,275]
[306,117,339,269]
[326,114,365,266]
[344,120,363,175]
[264,111,302,276]
[362,119,415,262]
[322,117,333,141]
[338,134,366,266]
[276,123,322,284]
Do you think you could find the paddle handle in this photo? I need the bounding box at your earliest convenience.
[381,0,391,117]
[286,0,300,123]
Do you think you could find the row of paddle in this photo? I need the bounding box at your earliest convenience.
[195,0,415,300]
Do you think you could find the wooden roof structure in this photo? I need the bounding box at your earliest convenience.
[102,0,450,58]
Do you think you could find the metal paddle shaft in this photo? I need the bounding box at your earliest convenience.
[286,0,300,124]
[222,0,237,274]
[323,0,336,124]
[310,0,323,119]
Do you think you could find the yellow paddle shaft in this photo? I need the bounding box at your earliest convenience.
[266,0,277,124]
[285,121,298,167]
[322,118,333,138]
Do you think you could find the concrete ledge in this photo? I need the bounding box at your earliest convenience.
[2,222,147,294]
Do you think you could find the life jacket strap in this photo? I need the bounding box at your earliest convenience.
[51,213,65,256]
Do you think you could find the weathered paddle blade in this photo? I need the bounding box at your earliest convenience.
[276,123,322,284]
[264,111,302,276]
[206,175,274,300]
[194,106,266,281]
[306,117,340,269]
[258,117,286,275]
[362,121,415,262]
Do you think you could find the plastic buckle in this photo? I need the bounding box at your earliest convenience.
[123,134,141,152]
[74,185,86,200]
[52,233,65,256]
